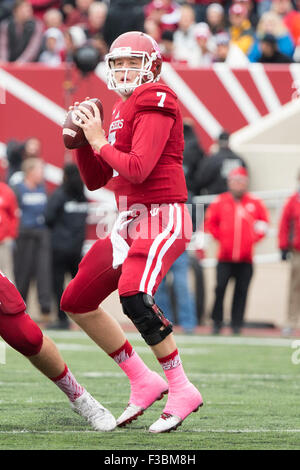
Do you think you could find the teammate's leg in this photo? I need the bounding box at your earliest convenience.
[0,273,116,431]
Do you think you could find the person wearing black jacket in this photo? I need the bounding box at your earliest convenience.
[0,0,14,22]
[0,0,43,63]
[182,118,206,200]
[258,33,293,64]
[103,0,145,47]
[45,163,89,329]
[193,131,247,197]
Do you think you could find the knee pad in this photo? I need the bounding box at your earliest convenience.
[0,312,43,357]
[120,293,173,346]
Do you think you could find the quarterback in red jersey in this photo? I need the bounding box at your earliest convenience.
[61,31,203,433]
[0,271,116,431]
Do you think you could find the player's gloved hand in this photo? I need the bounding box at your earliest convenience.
[281,249,290,261]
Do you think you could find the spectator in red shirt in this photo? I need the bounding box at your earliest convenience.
[205,167,269,334]
[278,170,300,335]
[0,180,19,280]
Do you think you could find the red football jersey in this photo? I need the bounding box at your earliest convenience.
[76,83,188,210]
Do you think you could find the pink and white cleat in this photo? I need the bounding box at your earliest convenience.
[149,382,203,433]
[117,371,168,427]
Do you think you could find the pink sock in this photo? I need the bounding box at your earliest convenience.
[158,349,189,390]
[158,349,202,418]
[109,341,166,407]
[109,340,150,382]
[51,364,85,402]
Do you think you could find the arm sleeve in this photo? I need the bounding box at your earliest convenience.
[99,112,175,185]
[75,144,113,191]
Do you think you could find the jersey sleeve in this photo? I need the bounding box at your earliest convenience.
[134,86,178,119]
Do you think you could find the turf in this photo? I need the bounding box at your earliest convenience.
[0,331,300,450]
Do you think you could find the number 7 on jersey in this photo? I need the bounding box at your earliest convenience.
[157,92,166,108]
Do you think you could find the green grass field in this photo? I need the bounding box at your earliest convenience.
[0,331,300,450]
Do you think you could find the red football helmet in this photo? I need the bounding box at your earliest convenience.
[106,31,162,95]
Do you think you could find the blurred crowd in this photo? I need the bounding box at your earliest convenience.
[1,0,300,67]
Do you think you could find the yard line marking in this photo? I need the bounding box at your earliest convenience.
[82,372,125,378]
[1,371,296,382]
[0,382,41,386]
[55,343,100,352]
[79,371,298,380]
[45,331,294,348]
[53,344,209,355]
[0,399,115,405]
[191,429,300,433]
[1,429,300,434]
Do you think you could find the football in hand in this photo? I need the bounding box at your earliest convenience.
[62,98,104,149]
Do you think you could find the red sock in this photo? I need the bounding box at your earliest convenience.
[51,364,85,402]
[109,340,133,365]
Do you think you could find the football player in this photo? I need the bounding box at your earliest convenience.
[0,271,116,431]
[61,31,203,433]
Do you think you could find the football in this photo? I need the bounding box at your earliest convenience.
[62,98,104,149]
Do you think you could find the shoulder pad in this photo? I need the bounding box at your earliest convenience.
[134,83,178,119]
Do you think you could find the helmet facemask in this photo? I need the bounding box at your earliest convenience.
[106,49,161,96]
